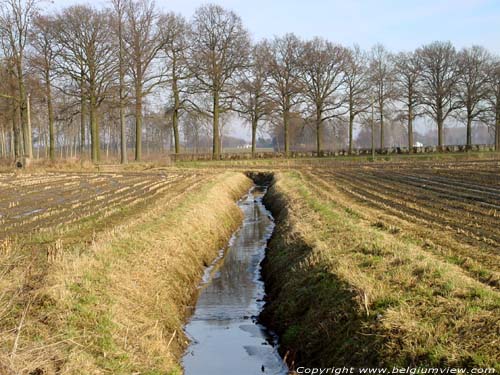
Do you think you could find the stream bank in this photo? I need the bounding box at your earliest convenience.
[7,172,254,375]
[182,179,288,375]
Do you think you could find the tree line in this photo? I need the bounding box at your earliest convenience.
[1,0,499,163]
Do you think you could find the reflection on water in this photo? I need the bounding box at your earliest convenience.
[182,186,288,375]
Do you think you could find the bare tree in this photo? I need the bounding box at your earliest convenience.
[456,46,491,149]
[393,51,421,150]
[189,4,250,159]
[343,45,370,154]
[234,42,271,157]
[487,57,500,150]
[265,33,303,156]
[30,14,58,161]
[124,0,164,162]
[159,12,191,155]
[301,37,346,155]
[54,5,117,162]
[0,0,38,159]
[111,0,128,164]
[51,23,88,157]
[0,58,21,157]
[370,44,395,148]
[417,41,460,148]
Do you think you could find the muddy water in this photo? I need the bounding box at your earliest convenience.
[182,186,288,375]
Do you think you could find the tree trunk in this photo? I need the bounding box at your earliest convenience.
[316,111,322,156]
[212,91,220,159]
[80,74,86,158]
[120,101,127,163]
[172,78,180,155]
[348,112,354,155]
[45,72,55,162]
[135,83,143,162]
[13,104,21,158]
[283,109,289,157]
[0,127,5,158]
[251,117,257,158]
[26,94,33,158]
[106,124,110,159]
[10,128,15,158]
[16,59,32,158]
[437,105,444,150]
[437,121,444,150]
[89,94,99,163]
[379,101,384,149]
[172,108,180,155]
[408,106,414,152]
[466,112,473,150]
[495,100,500,151]
[371,100,375,159]
[118,8,127,165]
[43,131,48,158]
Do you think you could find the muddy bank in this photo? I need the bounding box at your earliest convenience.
[0,172,253,374]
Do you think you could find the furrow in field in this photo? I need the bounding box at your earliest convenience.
[316,171,500,252]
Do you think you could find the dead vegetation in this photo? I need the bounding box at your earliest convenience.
[0,171,252,374]
[1,157,499,372]
[0,171,199,239]
[262,170,500,369]
[307,161,500,288]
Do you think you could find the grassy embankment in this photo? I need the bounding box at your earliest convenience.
[261,171,500,369]
[0,171,252,374]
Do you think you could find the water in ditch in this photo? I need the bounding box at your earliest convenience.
[182,185,288,375]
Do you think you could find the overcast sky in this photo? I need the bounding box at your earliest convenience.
[48,0,500,140]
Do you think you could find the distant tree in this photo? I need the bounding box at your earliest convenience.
[369,44,395,148]
[0,0,38,159]
[417,41,460,149]
[393,51,422,149]
[30,14,57,161]
[182,111,211,153]
[111,0,128,164]
[456,46,491,149]
[234,42,271,157]
[343,45,370,154]
[301,37,346,155]
[54,5,117,162]
[124,0,164,162]
[159,12,191,155]
[487,58,500,150]
[265,33,303,156]
[0,58,21,157]
[189,4,250,159]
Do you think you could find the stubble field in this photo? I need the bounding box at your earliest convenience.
[307,160,500,288]
[0,156,499,372]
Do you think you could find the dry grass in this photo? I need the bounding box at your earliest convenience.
[302,170,500,289]
[0,172,252,374]
[262,171,500,369]
[0,156,174,174]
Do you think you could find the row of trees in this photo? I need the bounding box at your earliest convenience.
[1,0,499,163]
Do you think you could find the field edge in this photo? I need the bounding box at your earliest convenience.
[1,171,253,375]
[260,171,500,370]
